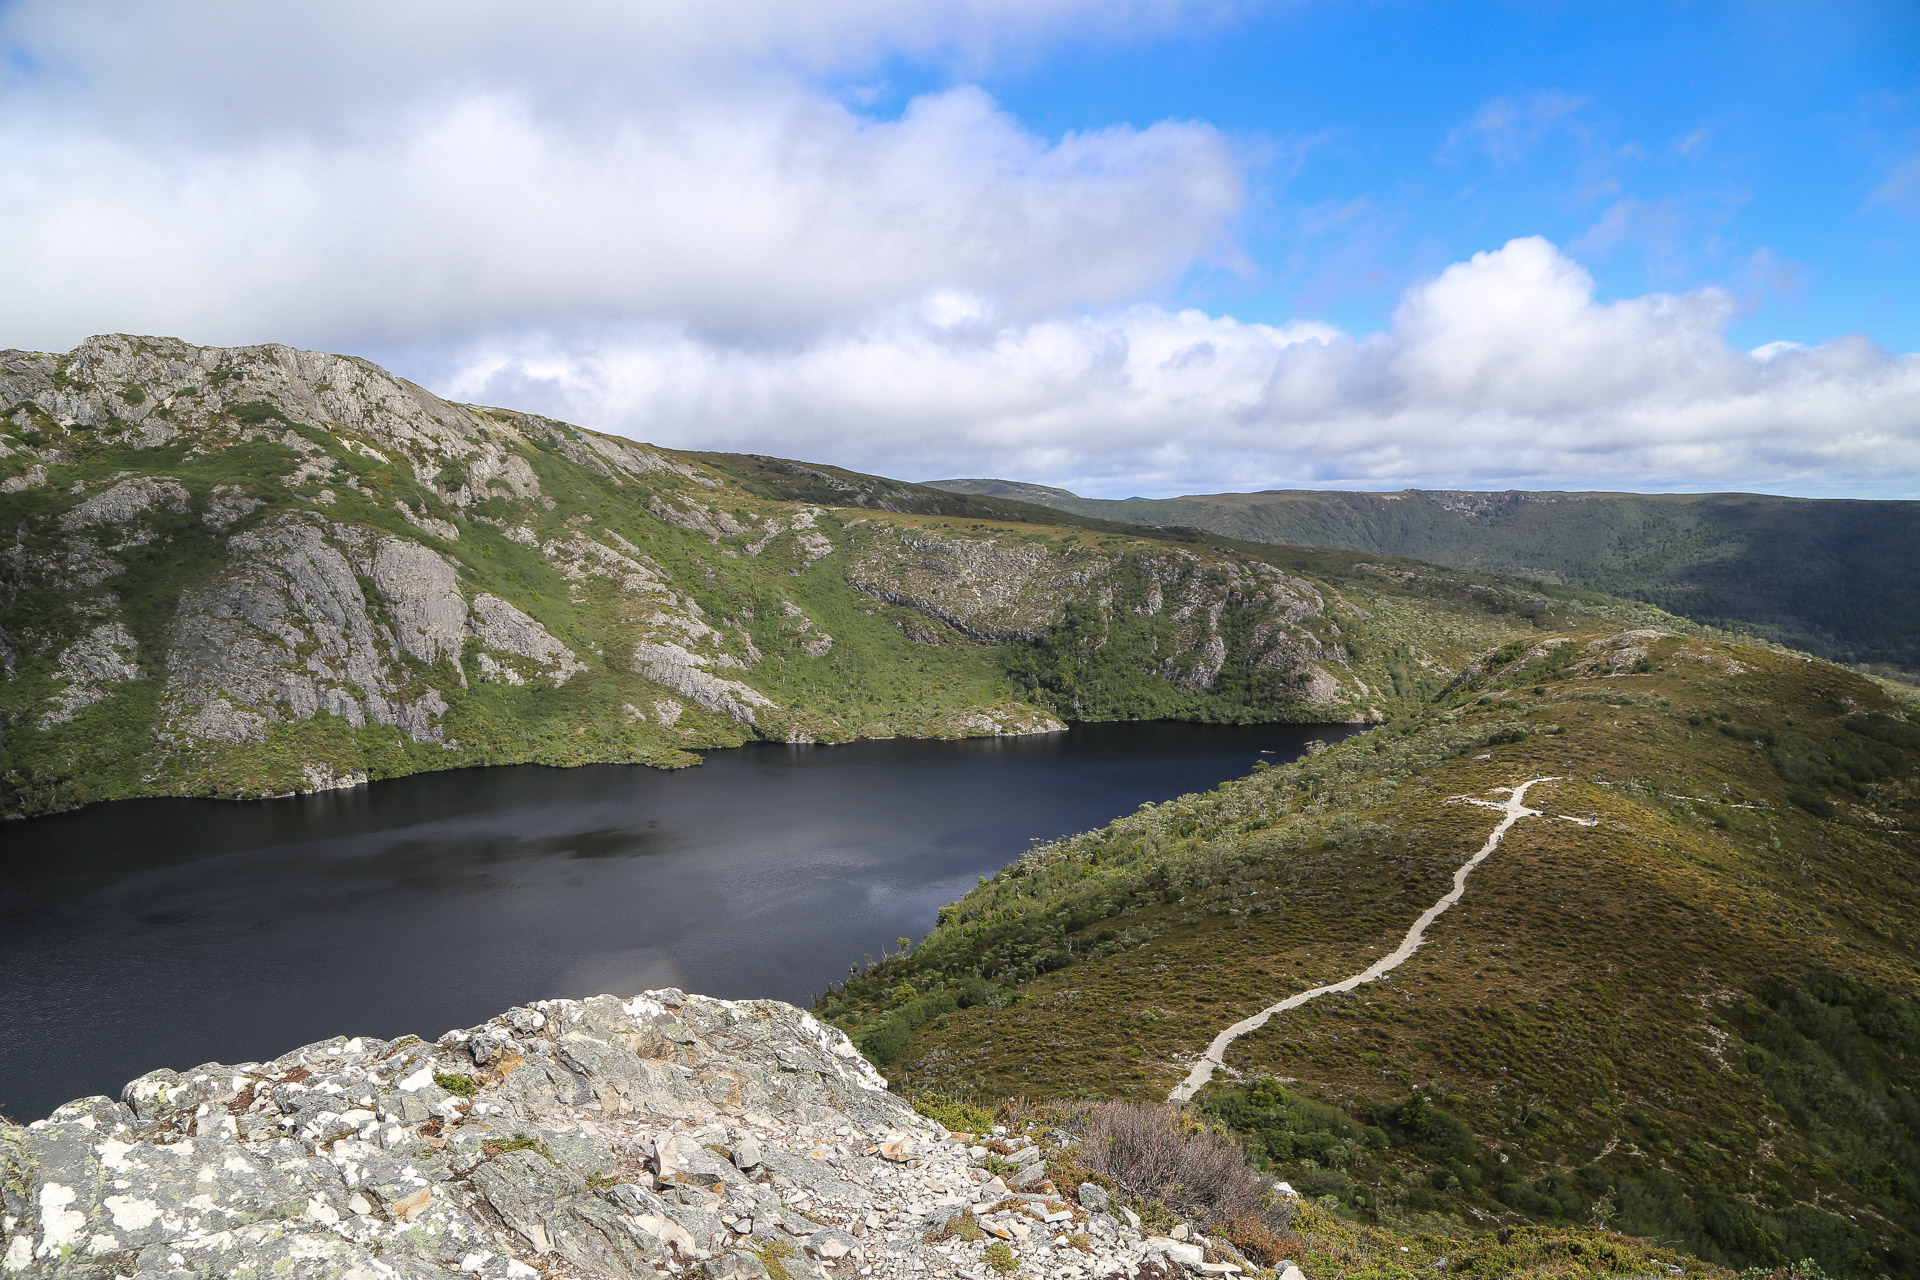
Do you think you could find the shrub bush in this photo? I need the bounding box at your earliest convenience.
[1069,1100,1270,1227]
[1371,1090,1475,1164]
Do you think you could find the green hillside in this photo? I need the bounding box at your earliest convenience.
[927,481,1920,672]
[0,335,1675,819]
[824,631,1920,1278]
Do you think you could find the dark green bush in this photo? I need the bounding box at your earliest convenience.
[1847,712,1920,751]
[1371,1090,1476,1164]
[1787,789,1834,819]
[228,400,289,425]
[1203,1077,1383,1168]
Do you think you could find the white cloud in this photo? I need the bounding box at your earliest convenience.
[431,238,1920,498]
[2,0,1224,133]
[2,4,1912,499]
[0,0,1243,352]
[0,86,1239,350]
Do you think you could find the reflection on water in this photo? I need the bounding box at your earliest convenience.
[0,720,1357,1120]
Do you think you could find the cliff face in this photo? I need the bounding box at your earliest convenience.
[0,335,1682,817]
[0,990,1194,1279]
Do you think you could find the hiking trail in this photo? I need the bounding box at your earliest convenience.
[1167,777,1562,1104]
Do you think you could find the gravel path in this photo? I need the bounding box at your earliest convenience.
[1167,777,1561,1104]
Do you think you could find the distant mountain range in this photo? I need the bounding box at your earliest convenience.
[926,481,1920,672]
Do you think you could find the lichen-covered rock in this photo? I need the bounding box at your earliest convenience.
[0,992,1194,1279]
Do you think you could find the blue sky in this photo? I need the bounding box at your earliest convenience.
[939,1,1920,349]
[2,1,1917,497]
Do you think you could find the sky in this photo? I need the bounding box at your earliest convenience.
[1,1,1917,498]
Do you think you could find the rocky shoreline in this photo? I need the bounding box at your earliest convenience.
[1,991,1275,1279]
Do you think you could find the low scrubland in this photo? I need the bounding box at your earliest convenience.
[823,631,1920,1278]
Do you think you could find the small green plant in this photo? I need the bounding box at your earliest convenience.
[433,1072,479,1096]
[983,1240,1018,1273]
[932,1213,985,1243]
[228,400,289,425]
[912,1091,995,1135]
[480,1134,552,1162]
[754,1236,796,1279]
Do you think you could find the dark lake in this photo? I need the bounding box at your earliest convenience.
[0,720,1355,1121]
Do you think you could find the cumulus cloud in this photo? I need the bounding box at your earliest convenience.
[0,87,1238,348]
[3,4,1912,498]
[0,0,1243,351]
[433,238,1920,497]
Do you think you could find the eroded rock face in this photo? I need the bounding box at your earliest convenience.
[160,516,451,745]
[846,523,1351,705]
[0,993,1204,1280]
[632,642,778,726]
[157,516,587,746]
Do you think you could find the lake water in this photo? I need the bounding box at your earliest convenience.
[0,720,1354,1121]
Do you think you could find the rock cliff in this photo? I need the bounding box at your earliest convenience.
[0,991,1234,1279]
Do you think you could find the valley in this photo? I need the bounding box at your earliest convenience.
[3,336,1916,1279]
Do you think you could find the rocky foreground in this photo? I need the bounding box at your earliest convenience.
[1,991,1272,1279]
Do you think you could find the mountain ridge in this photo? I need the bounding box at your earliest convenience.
[0,335,1684,819]
[924,480,1920,670]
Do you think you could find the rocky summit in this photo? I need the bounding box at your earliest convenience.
[0,990,1252,1280]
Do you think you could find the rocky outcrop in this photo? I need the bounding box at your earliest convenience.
[845,526,1116,644]
[155,516,588,746]
[59,478,190,536]
[161,517,453,745]
[0,992,1208,1279]
[41,623,141,726]
[468,595,585,686]
[846,524,1350,705]
[632,642,778,726]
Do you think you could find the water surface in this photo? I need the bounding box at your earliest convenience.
[0,721,1354,1120]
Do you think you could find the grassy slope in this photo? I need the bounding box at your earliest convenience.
[926,482,1920,671]
[1,354,1700,817]
[0,426,1035,812]
[825,632,1920,1278]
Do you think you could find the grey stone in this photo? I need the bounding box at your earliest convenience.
[701,1251,772,1279]
[0,987,1173,1280]
[803,1228,860,1260]
[1007,1161,1050,1189]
